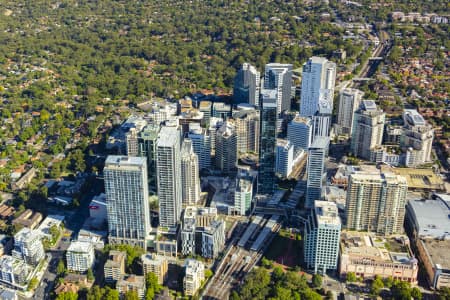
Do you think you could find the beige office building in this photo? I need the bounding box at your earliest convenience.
[339,231,418,284]
[345,172,407,235]
[141,253,168,285]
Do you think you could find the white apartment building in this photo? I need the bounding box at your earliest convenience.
[275,139,294,178]
[157,126,182,228]
[0,255,31,287]
[336,88,363,135]
[300,57,336,117]
[183,259,205,296]
[12,228,45,266]
[234,177,253,216]
[402,109,434,167]
[66,241,95,272]
[351,100,385,160]
[104,156,150,248]
[181,139,201,206]
[188,123,211,170]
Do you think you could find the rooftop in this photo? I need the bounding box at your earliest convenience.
[67,240,93,253]
[185,259,204,274]
[362,100,378,111]
[260,89,278,107]
[199,101,212,109]
[310,136,329,149]
[341,231,413,264]
[105,250,126,268]
[421,239,450,270]
[314,200,341,226]
[408,198,450,239]
[141,253,166,265]
[308,56,328,64]
[105,155,146,167]
[381,166,444,190]
[117,275,145,288]
[157,126,180,147]
[403,109,426,127]
[291,114,312,125]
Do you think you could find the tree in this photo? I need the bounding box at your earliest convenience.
[411,287,422,300]
[124,290,139,300]
[370,276,384,295]
[383,276,394,288]
[28,277,39,290]
[239,268,271,300]
[325,290,334,300]
[87,286,119,300]
[57,259,66,276]
[391,281,412,300]
[261,257,273,269]
[311,274,322,289]
[346,272,357,283]
[145,272,162,300]
[230,291,241,300]
[87,268,94,281]
[272,266,284,282]
[205,269,213,279]
[439,287,450,300]
[56,292,79,300]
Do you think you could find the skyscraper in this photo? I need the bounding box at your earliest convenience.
[264,63,293,114]
[187,123,211,170]
[126,128,139,157]
[138,124,160,193]
[287,115,313,150]
[345,172,408,235]
[156,126,182,229]
[258,89,278,194]
[233,63,261,106]
[104,156,150,248]
[181,139,201,206]
[304,201,341,274]
[305,137,329,208]
[401,109,434,167]
[275,139,294,178]
[300,57,336,117]
[232,104,260,155]
[215,120,237,174]
[234,176,253,216]
[336,88,364,135]
[351,100,385,160]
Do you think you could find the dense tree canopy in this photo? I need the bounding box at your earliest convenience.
[232,268,322,300]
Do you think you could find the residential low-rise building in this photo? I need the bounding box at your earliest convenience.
[66,241,95,272]
[104,250,126,283]
[201,220,225,259]
[12,209,42,230]
[0,255,31,287]
[339,231,418,283]
[183,259,205,296]
[12,228,45,266]
[117,275,146,300]
[141,253,168,285]
[180,207,224,258]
